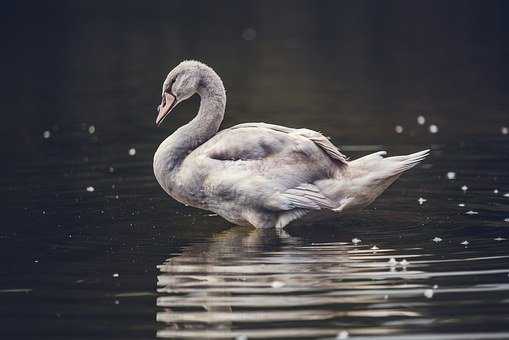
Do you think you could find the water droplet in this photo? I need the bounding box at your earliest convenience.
[458,203,465,207]
[417,115,426,125]
[429,124,439,134]
[446,172,456,180]
[502,126,509,135]
[371,245,379,250]
[493,189,499,194]
[43,130,51,139]
[418,197,427,205]
[424,289,434,298]
[271,281,285,288]
[461,240,469,246]
[504,218,509,223]
[504,193,509,197]
[465,210,478,215]
[86,186,95,192]
[388,257,398,266]
[128,148,136,156]
[109,166,115,173]
[88,125,95,134]
[400,259,409,266]
[461,185,468,192]
[113,273,119,278]
[395,125,403,134]
[351,238,361,244]
[336,330,349,339]
[432,237,443,243]
[494,237,506,241]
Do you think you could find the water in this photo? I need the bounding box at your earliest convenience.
[2,1,509,339]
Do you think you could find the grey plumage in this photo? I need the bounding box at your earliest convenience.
[153,60,430,228]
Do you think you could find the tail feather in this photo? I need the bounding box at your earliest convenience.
[330,149,430,211]
[383,149,430,175]
[349,149,430,178]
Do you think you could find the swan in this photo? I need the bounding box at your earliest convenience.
[153,60,429,229]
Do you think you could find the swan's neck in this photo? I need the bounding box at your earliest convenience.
[154,71,226,176]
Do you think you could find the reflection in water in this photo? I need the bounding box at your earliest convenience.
[156,227,509,339]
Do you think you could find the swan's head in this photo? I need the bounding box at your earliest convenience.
[156,60,204,126]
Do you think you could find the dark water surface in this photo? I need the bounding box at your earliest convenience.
[2,1,509,339]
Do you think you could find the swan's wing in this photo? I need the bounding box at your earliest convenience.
[230,123,347,164]
[277,183,336,210]
[204,122,347,164]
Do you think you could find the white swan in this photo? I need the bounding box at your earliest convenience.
[153,60,429,229]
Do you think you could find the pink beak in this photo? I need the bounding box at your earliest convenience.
[156,92,177,126]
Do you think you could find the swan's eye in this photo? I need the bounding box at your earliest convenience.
[165,79,176,94]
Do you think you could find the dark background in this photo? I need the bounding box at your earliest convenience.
[2,0,509,163]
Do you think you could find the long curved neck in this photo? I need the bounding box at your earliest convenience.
[155,69,226,174]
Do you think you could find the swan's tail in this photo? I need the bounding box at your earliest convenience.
[351,149,430,176]
[331,149,430,212]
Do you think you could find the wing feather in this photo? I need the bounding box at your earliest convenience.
[227,123,347,164]
[279,183,336,210]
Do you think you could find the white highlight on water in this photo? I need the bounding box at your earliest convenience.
[395,125,403,134]
[446,172,456,180]
[424,289,434,298]
[88,125,95,134]
[336,330,349,339]
[417,115,426,125]
[129,148,136,156]
[433,237,443,243]
[271,281,286,289]
[86,186,95,192]
[429,124,439,133]
[351,238,361,244]
[418,197,427,205]
[43,130,51,139]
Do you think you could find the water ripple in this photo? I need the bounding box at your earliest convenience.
[156,227,509,338]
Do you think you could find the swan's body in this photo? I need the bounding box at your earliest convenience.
[154,60,429,228]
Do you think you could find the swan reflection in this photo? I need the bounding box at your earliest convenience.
[156,227,432,338]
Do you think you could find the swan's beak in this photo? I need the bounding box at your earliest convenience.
[156,92,176,126]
